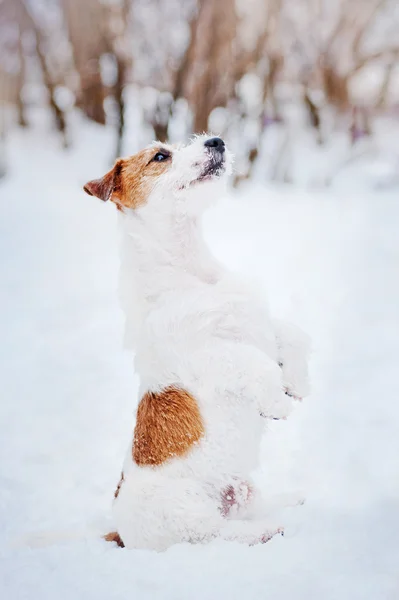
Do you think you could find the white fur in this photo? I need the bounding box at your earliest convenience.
[114,135,310,550]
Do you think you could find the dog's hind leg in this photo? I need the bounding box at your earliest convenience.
[113,471,224,551]
[114,471,283,550]
[220,518,284,545]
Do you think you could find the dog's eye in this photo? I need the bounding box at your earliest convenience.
[152,151,170,162]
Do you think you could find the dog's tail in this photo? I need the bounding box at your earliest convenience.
[11,521,123,549]
[103,531,124,547]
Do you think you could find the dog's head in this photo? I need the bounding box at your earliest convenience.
[83,135,232,216]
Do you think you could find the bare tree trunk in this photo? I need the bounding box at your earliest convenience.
[106,1,132,159]
[376,61,395,110]
[151,108,169,143]
[16,25,27,127]
[0,70,8,178]
[322,64,350,113]
[33,34,68,144]
[350,106,372,144]
[172,5,202,103]
[61,0,107,125]
[304,88,322,143]
[183,0,237,133]
[114,55,126,158]
[145,2,204,141]
[18,0,67,144]
[265,53,283,121]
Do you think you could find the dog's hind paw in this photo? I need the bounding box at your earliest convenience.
[259,527,284,544]
[221,520,284,546]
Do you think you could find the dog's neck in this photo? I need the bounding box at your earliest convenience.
[120,207,222,305]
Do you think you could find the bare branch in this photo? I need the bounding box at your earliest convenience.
[352,0,387,60]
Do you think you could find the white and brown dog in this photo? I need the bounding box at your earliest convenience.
[84,135,310,551]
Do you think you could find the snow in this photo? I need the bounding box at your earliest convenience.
[1,116,398,599]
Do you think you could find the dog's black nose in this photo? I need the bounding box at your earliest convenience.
[204,137,225,152]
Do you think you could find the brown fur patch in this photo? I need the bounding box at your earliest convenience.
[104,531,125,548]
[83,146,172,209]
[133,386,204,466]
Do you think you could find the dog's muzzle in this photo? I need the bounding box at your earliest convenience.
[197,137,226,182]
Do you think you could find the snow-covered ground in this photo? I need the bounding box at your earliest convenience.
[1,117,398,599]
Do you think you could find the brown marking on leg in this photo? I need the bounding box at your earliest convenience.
[133,386,204,466]
[104,531,125,548]
[220,485,236,517]
[220,480,254,517]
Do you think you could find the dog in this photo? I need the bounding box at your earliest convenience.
[84,135,310,550]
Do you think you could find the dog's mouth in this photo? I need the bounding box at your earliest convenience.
[194,155,226,184]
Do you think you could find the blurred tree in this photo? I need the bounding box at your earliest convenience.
[61,0,108,125]
[1,0,398,180]
[18,0,68,143]
[183,0,237,133]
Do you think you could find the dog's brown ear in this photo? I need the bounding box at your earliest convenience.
[83,160,123,202]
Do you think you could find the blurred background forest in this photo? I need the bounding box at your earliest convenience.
[2,2,399,596]
[1,0,399,185]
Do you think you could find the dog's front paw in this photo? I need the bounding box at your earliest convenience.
[265,390,294,420]
[256,361,293,420]
[284,387,303,402]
